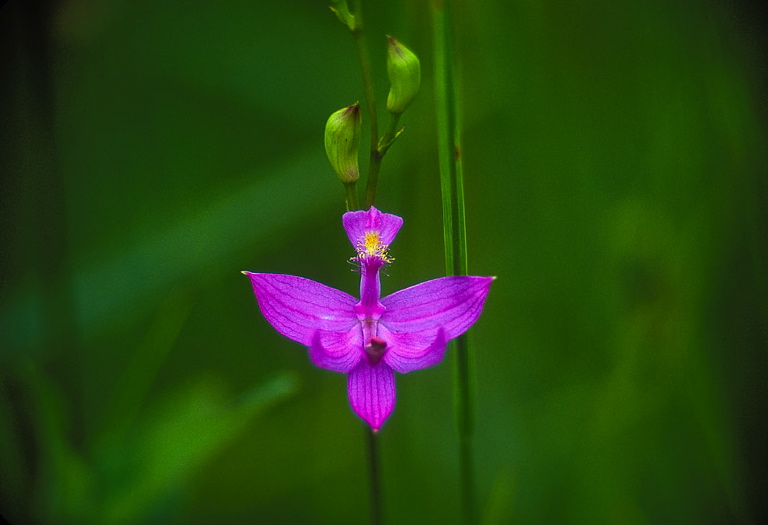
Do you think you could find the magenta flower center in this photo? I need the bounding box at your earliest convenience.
[365,337,387,365]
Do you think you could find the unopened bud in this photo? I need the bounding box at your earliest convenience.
[325,103,362,184]
[386,36,421,114]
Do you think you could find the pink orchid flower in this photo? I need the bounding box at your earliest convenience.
[244,207,493,431]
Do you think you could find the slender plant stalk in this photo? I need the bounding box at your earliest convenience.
[347,4,384,524]
[364,148,383,209]
[365,102,403,208]
[345,182,360,210]
[347,0,382,208]
[378,113,402,157]
[433,0,474,523]
[367,428,383,525]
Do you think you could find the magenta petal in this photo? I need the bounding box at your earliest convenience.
[343,206,403,247]
[347,361,396,431]
[244,273,357,345]
[380,276,493,339]
[309,329,363,373]
[381,326,447,373]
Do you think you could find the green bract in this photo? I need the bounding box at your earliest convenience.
[329,0,355,31]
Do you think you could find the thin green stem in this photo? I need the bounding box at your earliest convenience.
[455,333,473,524]
[433,0,474,523]
[345,182,360,210]
[348,0,381,208]
[365,150,383,209]
[366,113,402,208]
[349,6,383,522]
[367,428,383,525]
[378,113,402,157]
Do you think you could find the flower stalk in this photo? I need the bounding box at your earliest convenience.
[329,5,400,522]
[367,428,382,525]
[343,1,382,208]
[322,7,435,525]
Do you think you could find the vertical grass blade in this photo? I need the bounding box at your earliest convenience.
[432,1,474,523]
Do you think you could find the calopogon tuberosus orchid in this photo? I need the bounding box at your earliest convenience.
[243,207,493,431]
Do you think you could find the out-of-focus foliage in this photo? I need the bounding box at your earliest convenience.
[1,0,765,524]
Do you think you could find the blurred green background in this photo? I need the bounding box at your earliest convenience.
[1,0,766,523]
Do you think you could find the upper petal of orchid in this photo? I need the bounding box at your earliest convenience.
[380,276,494,340]
[310,329,363,373]
[343,206,403,248]
[347,360,396,432]
[244,272,358,346]
[381,325,447,374]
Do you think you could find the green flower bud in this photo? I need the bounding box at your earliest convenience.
[386,36,421,115]
[325,103,362,184]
